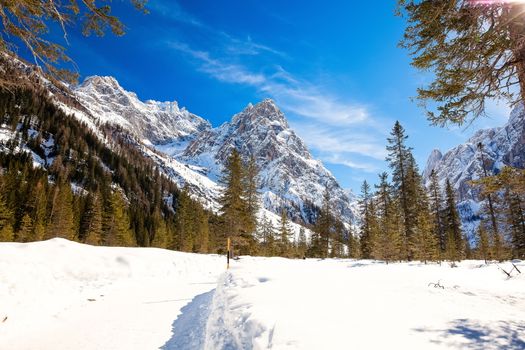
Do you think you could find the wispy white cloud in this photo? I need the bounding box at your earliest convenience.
[168,40,391,172]
[220,33,288,58]
[168,42,267,85]
[291,122,387,160]
[322,154,380,173]
[148,1,204,27]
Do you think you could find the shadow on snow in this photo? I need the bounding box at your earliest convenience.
[160,289,215,350]
[414,319,525,350]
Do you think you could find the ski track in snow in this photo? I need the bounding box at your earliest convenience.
[1,240,525,350]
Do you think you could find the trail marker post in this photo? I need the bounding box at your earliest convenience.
[227,237,231,270]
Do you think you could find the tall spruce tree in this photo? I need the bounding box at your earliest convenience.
[82,192,103,245]
[359,180,378,259]
[17,214,33,243]
[257,213,276,256]
[413,194,439,263]
[444,179,464,262]
[219,149,253,255]
[277,208,294,257]
[244,156,260,235]
[46,182,76,240]
[375,173,402,262]
[316,187,333,258]
[297,227,308,258]
[386,121,418,260]
[174,188,193,251]
[428,170,445,257]
[104,191,134,247]
[32,180,47,241]
[151,208,168,249]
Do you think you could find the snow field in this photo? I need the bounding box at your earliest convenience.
[1,239,524,350]
[210,258,525,350]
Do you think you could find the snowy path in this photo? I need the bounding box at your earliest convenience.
[1,240,524,350]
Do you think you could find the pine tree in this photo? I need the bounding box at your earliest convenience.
[257,214,276,256]
[194,206,210,253]
[297,227,308,258]
[0,1,148,83]
[277,209,293,257]
[406,153,429,260]
[386,121,417,260]
[46,182,76,240]
[413,196,439,263]
[476,224,490,264]
[82,193,103,246]
[17,214,33,242]
[218,149,252,255]
[330,220,345,258]
[0,191,14,242]
[174,188,193,251]
[428,170,445,257]
[104,191,134,247]
[32,180,47,241]
[472,166,525,259]
[444,179,463,262]
[316,187,333,258]
[375,173,402,262]
[359,181,378,259]
[151,208,168,249]
[244,156,259,235]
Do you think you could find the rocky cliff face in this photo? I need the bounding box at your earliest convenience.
[423,105,525,235]
[182,99,358,225]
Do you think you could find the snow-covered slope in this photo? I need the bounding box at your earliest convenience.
[0,238,223,350]
[74,76,210,145]
[182,99,358,226]
[423,105,525,234]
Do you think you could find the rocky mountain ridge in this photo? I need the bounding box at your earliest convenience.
[66,74,359,227]
[423,104,525,235]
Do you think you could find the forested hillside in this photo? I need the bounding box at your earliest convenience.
[0,57,215,251]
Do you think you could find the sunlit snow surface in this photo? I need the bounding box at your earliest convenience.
[1,239,524,350]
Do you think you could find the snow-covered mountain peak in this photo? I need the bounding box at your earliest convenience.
[79,75,131,97]
[74,76,210,144]
[182,99,358,226]
[232,98,289,129]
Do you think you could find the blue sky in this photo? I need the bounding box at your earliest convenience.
[36,0,512,192]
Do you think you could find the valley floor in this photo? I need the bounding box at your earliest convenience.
[1,240,524,350]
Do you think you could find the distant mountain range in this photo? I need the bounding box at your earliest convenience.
[4,54,523,238]
[0,55,358,231]
[73,75,359,227]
